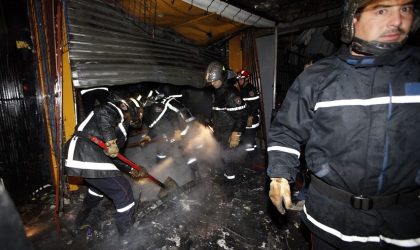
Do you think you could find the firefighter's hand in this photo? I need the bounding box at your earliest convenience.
[228,131,241,148]
[246,116,254,127]
[129,168,148,179]
[173,129,182,141]
[139,135,151,146]
[269,178,292,215]
[104,139,119,158]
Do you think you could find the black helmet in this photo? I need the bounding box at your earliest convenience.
[341,0,371,44]
[123,97,143,128]
[341,0,420,55]
[204,61,226,85]
[108,93,143,128]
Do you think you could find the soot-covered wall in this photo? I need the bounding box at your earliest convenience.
[0,0,51,204]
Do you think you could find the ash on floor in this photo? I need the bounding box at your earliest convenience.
[23,150,310,250]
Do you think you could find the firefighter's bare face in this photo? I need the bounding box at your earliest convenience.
[211,79,222,89]
[353,0,414,43]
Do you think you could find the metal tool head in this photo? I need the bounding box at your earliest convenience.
[157,177,179,199]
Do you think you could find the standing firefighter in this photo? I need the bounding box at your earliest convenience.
[205,61,248,180]
[65,94,147,245]
[235,69,261,155]
[267,0,420,249]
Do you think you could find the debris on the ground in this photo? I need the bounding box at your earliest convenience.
[21,148,310,249]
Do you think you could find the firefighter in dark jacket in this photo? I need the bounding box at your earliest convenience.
[267,0,420,249]
[65,94,147,243]
[235,69,260,155]
[141,88,202,180]
[205,61,248,180]
[141,89,195,160]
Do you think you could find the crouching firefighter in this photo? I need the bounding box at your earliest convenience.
[65,94,147,244]
[142,90,195,161]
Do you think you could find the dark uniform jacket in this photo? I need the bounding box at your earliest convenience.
[239,83,260,129]
[267,45,420,248]
[212,80,247,144]
[143,95,195,139]
[65,102,129,178]
[181,86,213,125]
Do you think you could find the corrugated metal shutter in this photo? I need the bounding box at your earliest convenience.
[65,0,223,89]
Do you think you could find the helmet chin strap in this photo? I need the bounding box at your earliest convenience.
[350,36,405,56]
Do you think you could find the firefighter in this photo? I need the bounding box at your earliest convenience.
[139,87,203,181]
[267,0,420,249]
[205,61,248,181]
[141,88,196,161]
[235,69,261,157]
[65,93,147,245]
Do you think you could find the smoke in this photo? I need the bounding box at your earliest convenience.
[180,122,222,164]
[113,121,229,248]
[125,121,224,201]
[86,119,261,249]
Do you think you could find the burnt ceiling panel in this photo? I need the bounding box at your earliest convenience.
[222,0,344,23]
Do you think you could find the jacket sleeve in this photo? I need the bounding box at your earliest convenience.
[112,158,132,174]
[226,89,248,133]
[267,76,315,182]
[244,85,260,117]
[94,105,118,142]
[143,102,163,128]
[167,98,195,132]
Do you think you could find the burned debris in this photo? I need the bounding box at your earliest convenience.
[25,149,310,249]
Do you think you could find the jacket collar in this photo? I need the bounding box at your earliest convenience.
[337,44,413,68]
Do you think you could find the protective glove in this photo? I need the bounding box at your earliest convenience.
[269,177,292,215]
[139,135,152,147]
[228,131,241,148]
[129,167,148,179]
[173,129,182,141]
[104,139,119,158]
[246,115,254,127]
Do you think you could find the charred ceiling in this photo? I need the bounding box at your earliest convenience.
[222,0,344,24]
[113,0,345,46]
